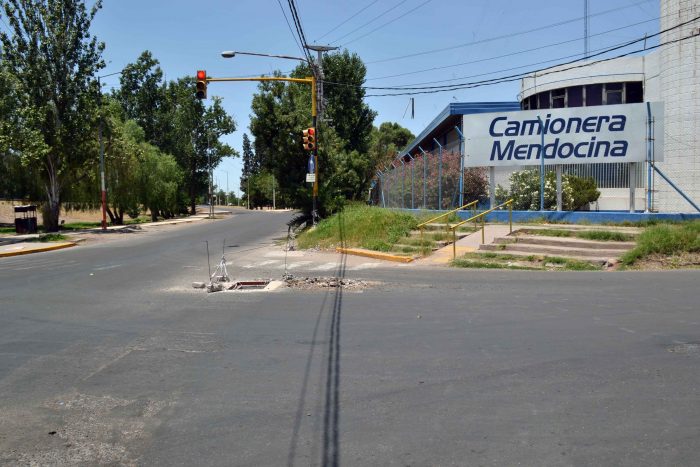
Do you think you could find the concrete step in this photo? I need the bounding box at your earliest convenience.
[480,242,626,259]
[474,249,608,265]
[496,235,636,250]
[518,225,642,235]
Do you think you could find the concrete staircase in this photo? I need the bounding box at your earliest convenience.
[477,226,641,264]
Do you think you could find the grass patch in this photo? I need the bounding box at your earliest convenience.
[542,256,600,270]
[26,233,68,242]
[576,230,633,242]
[60,221,102,230]
[0,226,16,234]
[622,221,700,265]
[451,258,537,270]
[296,204,420,251]
[526,228,634,242]
[529,228,572,237]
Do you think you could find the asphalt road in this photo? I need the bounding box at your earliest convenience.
[1,209,699,466]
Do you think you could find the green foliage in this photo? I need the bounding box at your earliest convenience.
[296,204,419,251]
[497,169,600,211]
[622,221,700,264]
[249,51,378,215]
[369,122,415,169]
[577,230,632,242]
[137,146,183,221]
[1,0,106,231]
[567,176,601,210]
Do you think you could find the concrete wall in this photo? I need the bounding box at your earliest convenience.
[656,0,700,212]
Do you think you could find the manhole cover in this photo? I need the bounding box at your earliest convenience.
[667,343,700,355]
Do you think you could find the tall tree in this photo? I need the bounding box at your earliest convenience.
[369,122,415,168]
[162,77,237,214]
[114,50,165,146]
[249,51,377,214]
[0,0,105,231]
[240,133,255,202]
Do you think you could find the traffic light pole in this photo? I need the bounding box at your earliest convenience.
[206,75,318,219]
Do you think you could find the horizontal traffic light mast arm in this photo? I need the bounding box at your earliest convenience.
[206,75,316,117]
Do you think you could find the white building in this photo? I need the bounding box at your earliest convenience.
[520,0,699,212]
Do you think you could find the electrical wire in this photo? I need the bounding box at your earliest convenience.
[314,0,380,43]
[365,0,655,65]
[287,0,312,63]
[277,0,306,59]
[328,0,409,45]
[364,31,698,97]
[340,0,434,47]
[366,16,660,82]
[326,14,699,94]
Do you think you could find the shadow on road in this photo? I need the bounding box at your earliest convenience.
[287,209,347,467]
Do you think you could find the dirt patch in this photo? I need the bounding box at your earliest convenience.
[0,200,105,226]
[284,276,378,290]
[630,252,700,270]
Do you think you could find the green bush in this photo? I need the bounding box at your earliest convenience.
[497,169,600,211]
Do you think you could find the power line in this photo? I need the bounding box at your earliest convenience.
[314,0,379,43]
[364,29,698,97]
[315,14,698,98]
[341,0,434,47]
[276,0,306,58]
[328,0,410,45]
[365,0,654,65]
[287,0,313,63]
[366,16,659,82]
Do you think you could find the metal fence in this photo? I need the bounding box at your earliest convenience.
[372,149,464,210]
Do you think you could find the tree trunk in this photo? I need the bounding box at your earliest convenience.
[43,162,62,232]
[106,207,116,224]
[150,207,158,222]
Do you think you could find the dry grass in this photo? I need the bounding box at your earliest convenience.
[0,200,104,226]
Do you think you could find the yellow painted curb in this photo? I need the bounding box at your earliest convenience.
[336,247,414,263]
[0,242,76,258]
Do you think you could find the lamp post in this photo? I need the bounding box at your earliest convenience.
[220,50,323,222]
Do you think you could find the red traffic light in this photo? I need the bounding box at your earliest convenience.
[196,70,207,99]
[302,127,316,151]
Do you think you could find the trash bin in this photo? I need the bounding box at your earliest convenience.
[14,205,38,234]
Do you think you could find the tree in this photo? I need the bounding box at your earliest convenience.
[0,0,105,231]
[240,133,255,202]
[161,78,237,214]
[248,51,377,215]
[369,122,415,169]
[114,50,165,146]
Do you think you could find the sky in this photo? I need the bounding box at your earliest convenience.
[86,0,660,198]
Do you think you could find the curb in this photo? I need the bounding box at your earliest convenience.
[0,242,76,258]
[336,247,414,263]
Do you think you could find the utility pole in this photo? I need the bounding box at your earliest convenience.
[305,45,338,222]
[305,45,338,121]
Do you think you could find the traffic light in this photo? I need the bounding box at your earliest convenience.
[302,127,316,151]
[196,70,207,99]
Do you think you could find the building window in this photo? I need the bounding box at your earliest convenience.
[551,88,566,108]
[567,86,583,107]
[626,81,643,103]
[585,84,602,106]
[538,91,551,109]
[605,82,623,105]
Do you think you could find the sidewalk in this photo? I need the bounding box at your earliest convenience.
[415,223,515,266]
[0,211,231,258]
